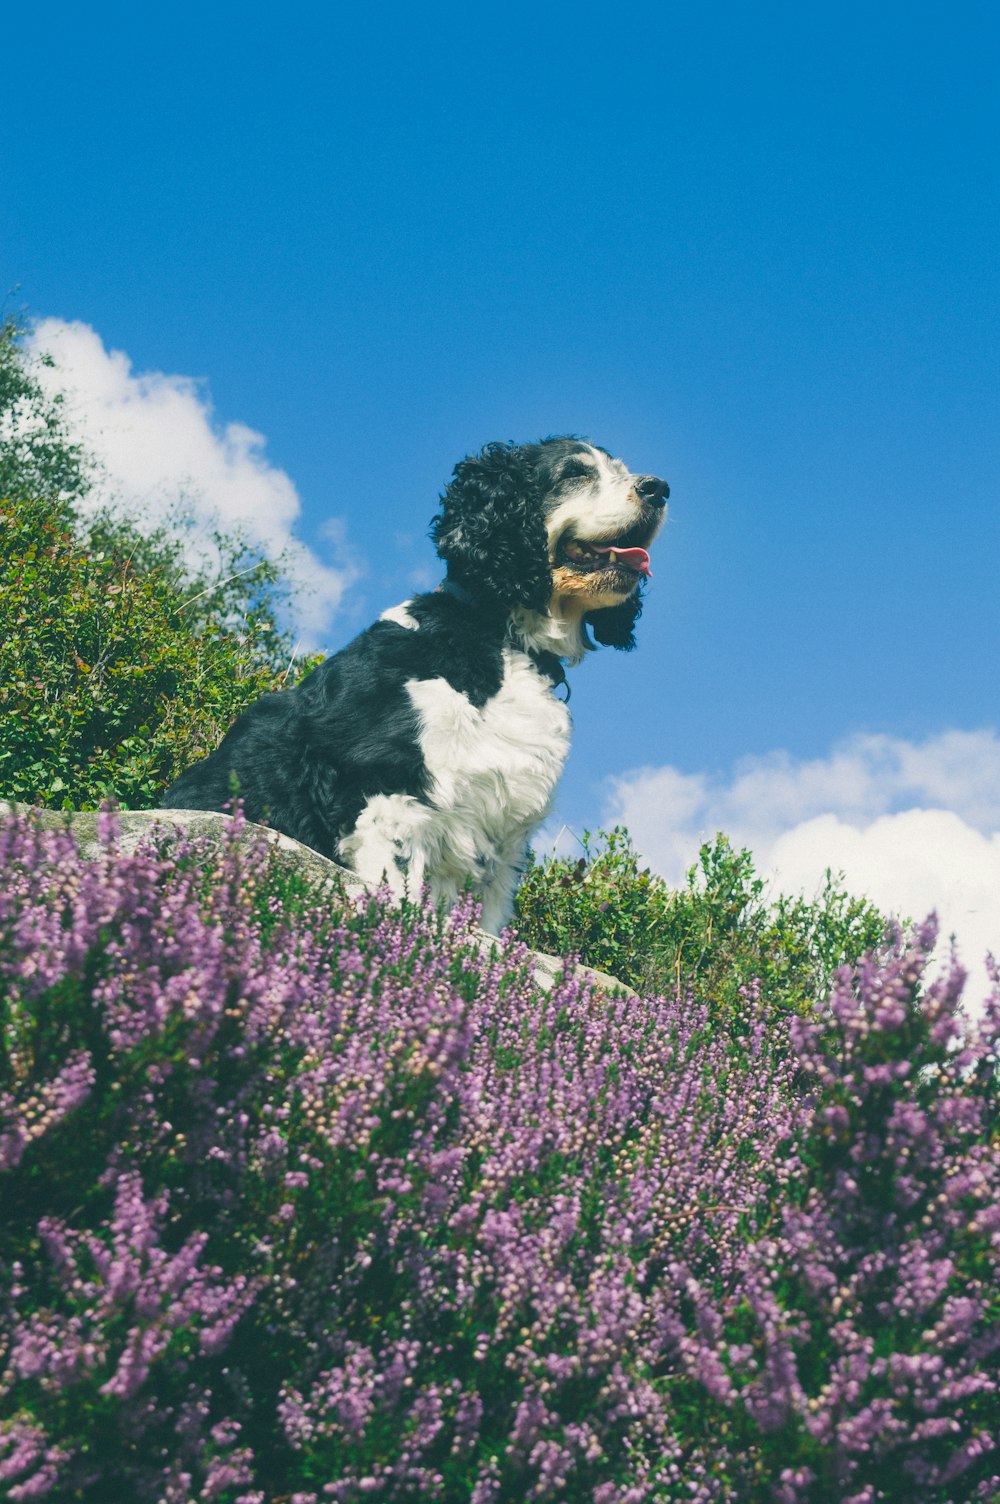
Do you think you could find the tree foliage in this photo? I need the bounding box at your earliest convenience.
[0,317,318,810]
[0,316,93,505]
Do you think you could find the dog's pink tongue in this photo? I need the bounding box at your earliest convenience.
[593,545,652,577]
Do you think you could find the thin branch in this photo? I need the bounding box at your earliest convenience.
[279,639,302,687]
[177,562,261,611]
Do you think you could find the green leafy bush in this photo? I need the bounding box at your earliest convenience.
[0,316,317,811]
[0,492,304,809]
[0,316,93,506]
[83,504,301,668]
[514,828,888,1016]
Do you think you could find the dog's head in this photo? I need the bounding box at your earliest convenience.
[430,436,668,652]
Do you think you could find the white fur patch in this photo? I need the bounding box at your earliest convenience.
[338,793,438,896]
[509,603,589,664]
[407,648,571,930]
[380,601,419,631]
[344,648,570,932]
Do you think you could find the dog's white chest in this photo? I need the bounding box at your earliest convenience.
[405,647,571,838]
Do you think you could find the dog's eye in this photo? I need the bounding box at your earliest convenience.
[560,464,595,483]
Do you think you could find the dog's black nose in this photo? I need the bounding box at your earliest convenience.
[636,475,669,506]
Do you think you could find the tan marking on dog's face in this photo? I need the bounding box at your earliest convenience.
[550,562,637,610]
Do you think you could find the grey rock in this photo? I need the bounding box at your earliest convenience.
[3,805,634,998]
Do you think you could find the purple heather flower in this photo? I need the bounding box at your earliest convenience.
[1,807,997,1500]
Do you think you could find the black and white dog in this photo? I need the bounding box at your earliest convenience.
[161,437,667,931]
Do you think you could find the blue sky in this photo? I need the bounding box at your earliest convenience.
[3,1,998,985]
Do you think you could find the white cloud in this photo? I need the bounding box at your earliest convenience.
[605,730,1000,1011]
[26,318,357,644]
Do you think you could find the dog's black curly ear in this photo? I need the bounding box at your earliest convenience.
[430,441,552,611]
[585,591,643,651]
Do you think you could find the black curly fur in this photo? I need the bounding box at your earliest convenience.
[584,591,643,651]
[430,441,553,611]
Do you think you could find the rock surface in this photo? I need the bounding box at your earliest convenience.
[12,807,634,997]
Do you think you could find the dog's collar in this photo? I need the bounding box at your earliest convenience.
[436,576,477,607]
[437,577,570,700]
[528,647,570,699]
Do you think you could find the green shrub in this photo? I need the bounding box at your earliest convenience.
[84,504,299,668]
[0,490,297,809]
[514,828,888,1018]
[0,316,93,506]
[0,316,320,811]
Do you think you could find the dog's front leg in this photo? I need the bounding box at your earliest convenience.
[338,794,439,905]
[474,836,531,936]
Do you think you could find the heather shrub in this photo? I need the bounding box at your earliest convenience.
[681,931,1000,1501]
[0,808,798,1500]
[2,809,997,1500]
[514,829,887,1018]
